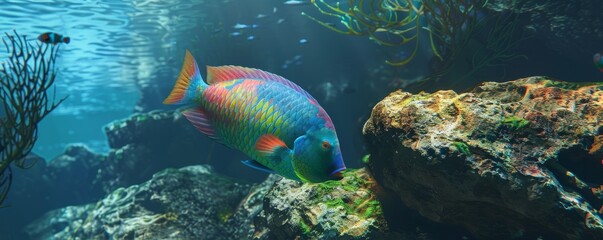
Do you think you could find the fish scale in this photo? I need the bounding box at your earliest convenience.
[201,79,314,166]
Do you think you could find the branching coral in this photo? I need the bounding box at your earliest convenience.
[0,30,66,207]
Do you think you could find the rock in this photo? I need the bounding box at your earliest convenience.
[228,174,282,239]
[0,153,50,240]
[24,204,96,240]
[250,168,401,239]
[104,110,193,150]
[363,77,603,239]
[25,165,252,240]
[0,145,106,239]
[4,109,267,238]
[95,144,155,193]
[45,144,105,204]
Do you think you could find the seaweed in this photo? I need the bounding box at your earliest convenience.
[304,0,490,66]
[0,30,66,207]
[305,0,526,87]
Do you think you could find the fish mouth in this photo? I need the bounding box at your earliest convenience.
[329,167,346,180]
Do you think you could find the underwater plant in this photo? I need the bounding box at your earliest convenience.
[0,30,65,207]
[303,0,425,66]
[305,0,525,86]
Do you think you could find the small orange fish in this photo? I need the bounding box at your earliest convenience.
[38,32,70,45]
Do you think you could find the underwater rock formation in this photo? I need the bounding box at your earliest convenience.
[45,144,105,202]
[25,166,399,240]
[25,165,252,240]
[0,145,105,239]
[363,77,603,239]
[101,110,220,193]
[4,110,266,238]
[249,168,397,239]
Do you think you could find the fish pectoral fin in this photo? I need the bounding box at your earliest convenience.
[241,160,275,174]
[181,107,221,140]
[255,134,289,157]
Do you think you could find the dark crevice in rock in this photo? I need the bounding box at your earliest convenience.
[546,150,603,212]
[377,182,473,239]
[557,143,603,185]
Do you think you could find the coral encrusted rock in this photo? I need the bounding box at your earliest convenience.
[249,168,400,240]
[25,166,398,240]
[25,165,252,240]
[363,77,603,239]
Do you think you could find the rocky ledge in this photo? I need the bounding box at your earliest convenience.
[25,165,252,240]
[25,166,397,240]
[363,77,603,239]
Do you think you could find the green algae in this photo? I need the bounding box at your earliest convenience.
[314,168,383,220]
[299,219,312,235]
[361,154,371,164]
[501,116,530,130]
[452,141,471,156]
[342,184,358,192]
[216,204,236,223]
[316,169,365,193]
[363,201,379,218]
[325,198,353,213]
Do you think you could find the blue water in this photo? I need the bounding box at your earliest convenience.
[2,0,603,239]
[1,0,430,160]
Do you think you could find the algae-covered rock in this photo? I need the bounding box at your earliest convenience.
[25,166,401,240]
[251,168,400,239]
[25,165,252,240]
[363,77,603,239]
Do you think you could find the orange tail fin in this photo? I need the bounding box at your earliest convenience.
[163,50,206,105]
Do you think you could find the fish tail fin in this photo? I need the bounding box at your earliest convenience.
[163,50,207,105]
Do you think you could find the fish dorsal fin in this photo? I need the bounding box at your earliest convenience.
[206,65,316,101]
[181,107,220,140]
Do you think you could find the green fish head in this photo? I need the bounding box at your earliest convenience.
[292,128,346,183]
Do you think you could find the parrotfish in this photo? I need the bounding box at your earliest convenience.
[163,50,346,182]
[37,32,70,45]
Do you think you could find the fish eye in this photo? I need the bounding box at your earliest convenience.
[321,141,331,150]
